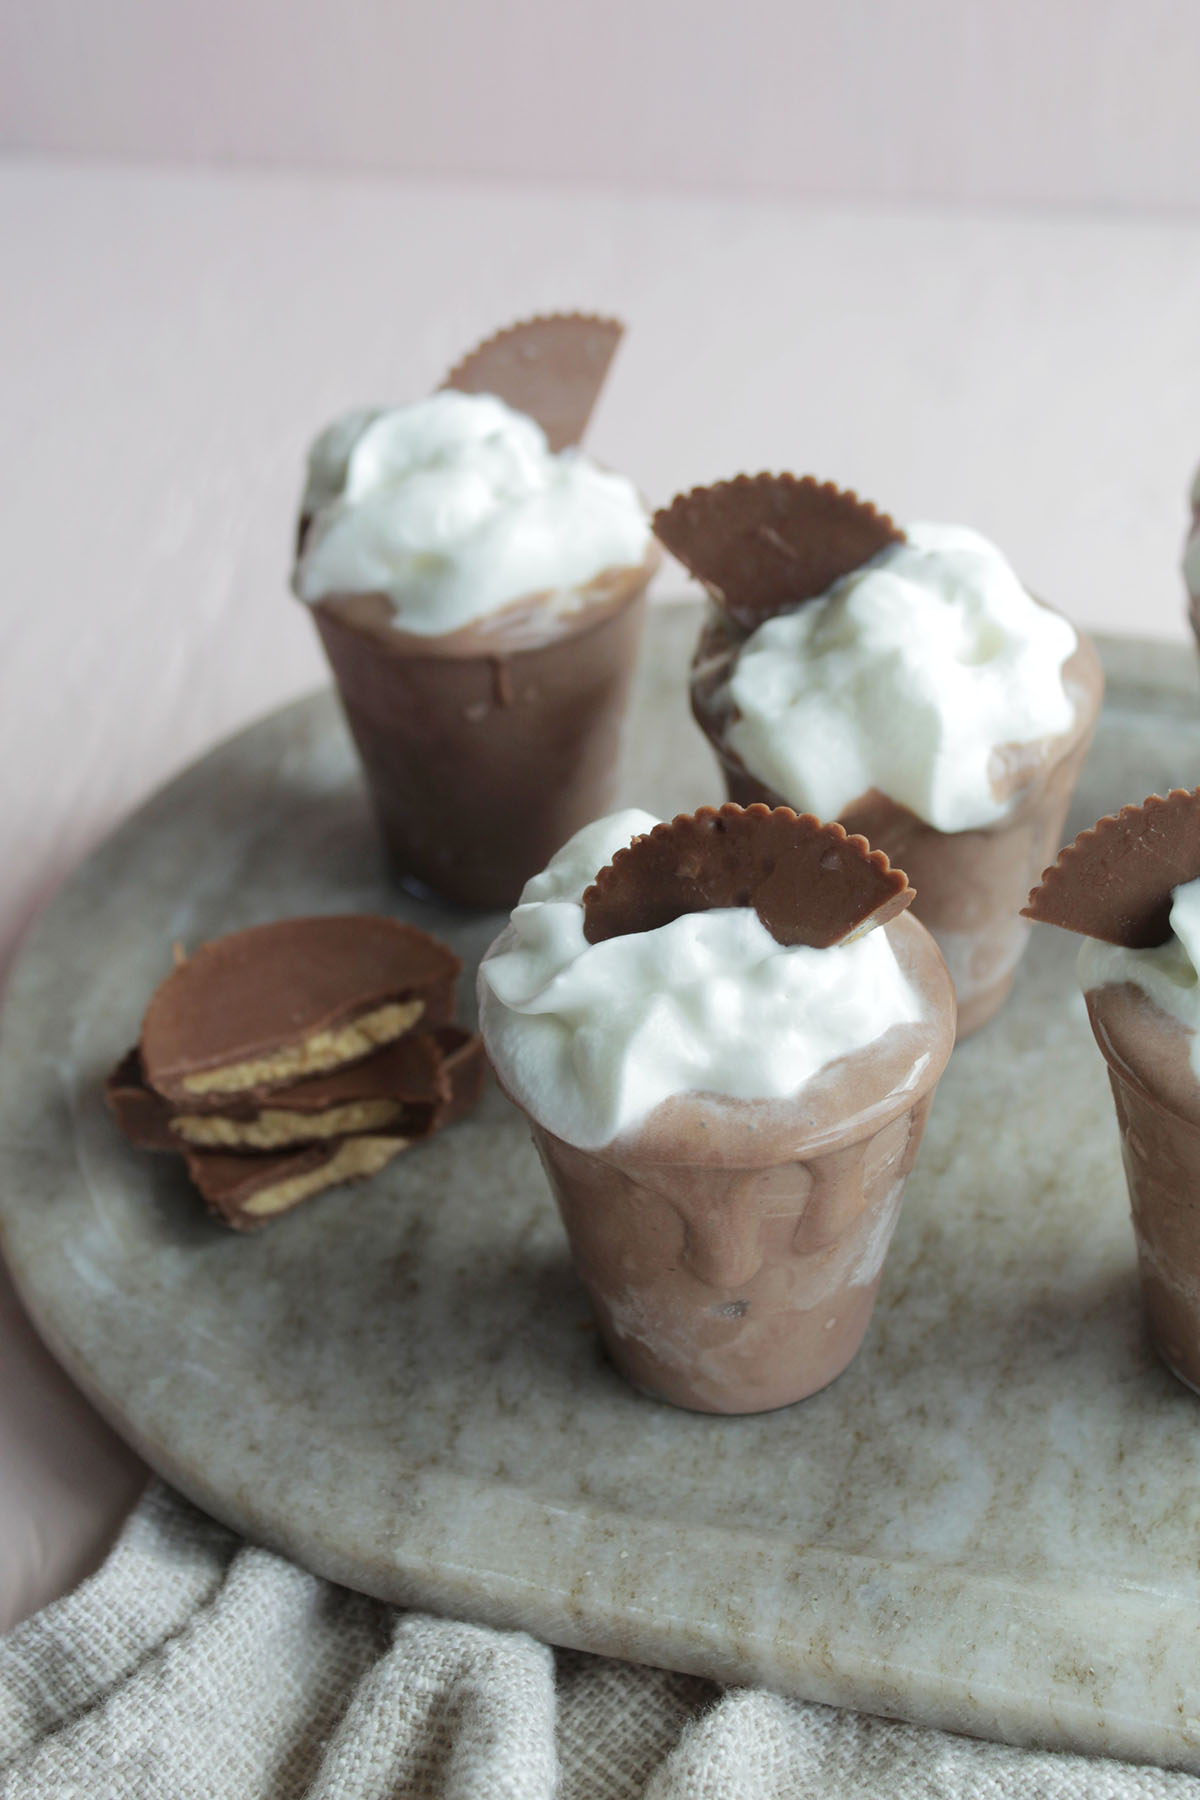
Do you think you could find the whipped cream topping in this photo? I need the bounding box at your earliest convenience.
[477,810,924,1150]
[722,521,1079,835]
[1079,877,1200,1080]
[293,391,650,636]
[1184,463,1200,598]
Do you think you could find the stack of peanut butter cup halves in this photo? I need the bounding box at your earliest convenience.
[107,915,483,1230]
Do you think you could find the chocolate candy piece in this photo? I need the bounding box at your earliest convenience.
[582,803,914,949]
[174,1030,447,1149]
[106,1048,177,1150]
[109,1026,485,1154]
[185,1136,410,1231]
[141,916,460,1104]
[653,474,904,634]
[1024,789,1200,947]
[441,313,622,453]
[184,1032,484,1230]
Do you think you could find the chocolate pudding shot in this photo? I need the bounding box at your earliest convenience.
[1027,790,1200,1393]
[293,316,658,910]
[478,803,955,1414]
[662,476,1104,1036]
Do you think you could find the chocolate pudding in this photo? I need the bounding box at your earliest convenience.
[1086,981,1200,1393]
[313,556,654,910]
[528,912,953,1413]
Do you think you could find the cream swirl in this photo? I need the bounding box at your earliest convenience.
[477,810,924,1150]
[293,391,650,635]
[724,521,1079,834]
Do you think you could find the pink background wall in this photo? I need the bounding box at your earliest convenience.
[5,0,1200,213]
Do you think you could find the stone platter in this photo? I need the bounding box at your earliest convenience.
[3,605,1200,1771]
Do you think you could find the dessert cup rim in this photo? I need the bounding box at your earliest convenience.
[305,545,660,662]
[1086,980,1200,1135]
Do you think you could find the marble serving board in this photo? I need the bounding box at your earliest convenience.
[3,605,1200,1772]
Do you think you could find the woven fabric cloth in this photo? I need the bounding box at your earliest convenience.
[0,1484,1195,1799]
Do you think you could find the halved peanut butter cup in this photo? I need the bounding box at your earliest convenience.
[1023,789,1200,947]
[140,915,460,1105]
[441,313,623,452]
[110,1026,484,1156]
[652,474,903,633]
[186,1136,410,1231]
[582,803,914,949]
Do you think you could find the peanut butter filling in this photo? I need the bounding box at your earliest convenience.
[240,1136,407,1218]
[172,1097,402,1150]
[178,1000,424,1097]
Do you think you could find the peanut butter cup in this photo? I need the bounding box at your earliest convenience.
[1024,790,1200,948]
[113,916,483,1231]
[140,916,459,1104]
[654,475,903,634]
[582,803,914,948]
[185,1137,411,1231]
[105,1049,176,1151]
[441,313,623,454]
[109,1026,483,1154]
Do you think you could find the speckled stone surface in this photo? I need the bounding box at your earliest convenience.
[3,606,1200,1771]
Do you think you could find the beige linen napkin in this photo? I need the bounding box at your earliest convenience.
[0,1483,1195,1799]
